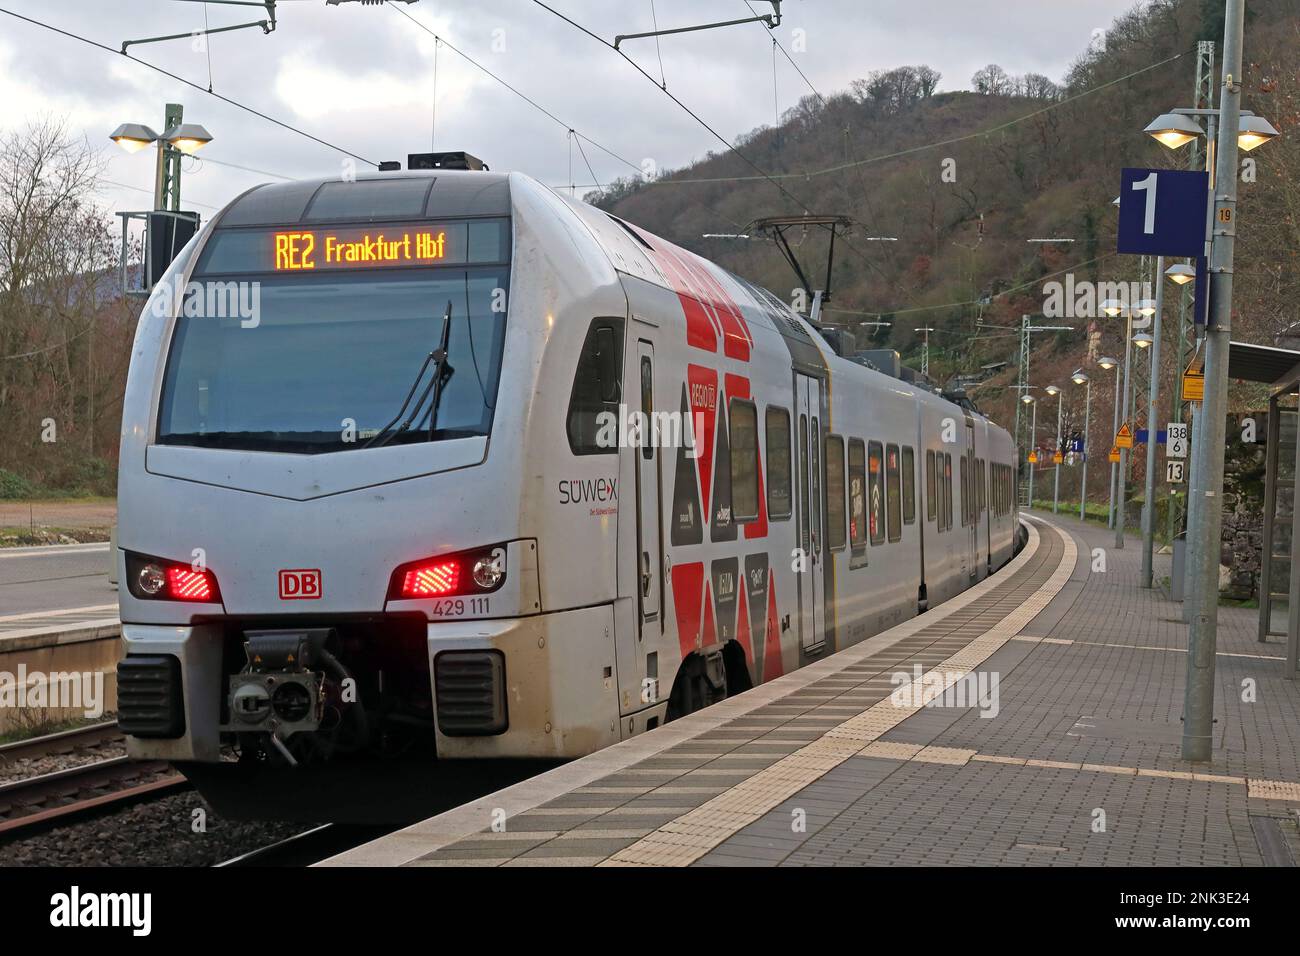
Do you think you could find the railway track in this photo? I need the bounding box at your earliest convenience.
[0,723,188,837]
[0,720,122,764]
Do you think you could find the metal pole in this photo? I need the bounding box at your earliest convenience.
[1183,0,1245,763]
[1183,404,1201,621]
[1053,391,1062,513]
[1029,400,1037,507]
[1116,315,1135,549]
[1109,364,1121,528]
[1141,257,1165,587]
[1080,379,1091,521]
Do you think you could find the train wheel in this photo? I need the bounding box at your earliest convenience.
[665,650,729,721]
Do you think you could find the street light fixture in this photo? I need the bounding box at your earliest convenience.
[1145,108,1278,153]
[1098,356,1118,371]
[1101,299,1126,317]
[1133,332,1154,349]
[109,123,159,153]
[1143,112,1204,149]
[164,124,214,155]
[1166,262,1196,285]
[1236,113,1280,151]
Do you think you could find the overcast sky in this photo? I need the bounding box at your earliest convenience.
[1,0,1146,218]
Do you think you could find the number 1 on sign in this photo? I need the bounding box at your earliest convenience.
[1133,171,1158,235]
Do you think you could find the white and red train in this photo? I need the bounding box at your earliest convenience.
[114,164,1019,795]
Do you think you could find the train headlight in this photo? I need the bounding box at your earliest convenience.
[472,550,505,590]
[136,562,168,596]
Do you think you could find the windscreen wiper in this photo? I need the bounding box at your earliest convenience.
[363,301,454,450]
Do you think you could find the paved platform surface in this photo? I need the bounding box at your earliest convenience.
[325,514,1300,867]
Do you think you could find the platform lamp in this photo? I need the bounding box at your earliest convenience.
[1072,370,1092,522]
[1098,354,1120,528]
[1021,393,1037,508]
[1044,385,1063,514]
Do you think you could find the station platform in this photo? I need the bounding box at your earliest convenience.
[323,513,1300,868]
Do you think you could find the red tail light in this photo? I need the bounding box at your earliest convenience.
[401,560,460,598]
[166,566,215,601]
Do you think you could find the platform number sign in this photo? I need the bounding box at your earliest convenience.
[1117,168,1210,257]
[1166,460,1185,484]
[1166,422,1188,459]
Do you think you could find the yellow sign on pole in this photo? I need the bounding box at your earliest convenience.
[1182,366,1204,402]
[1116,423,1134,449]
[1109,447,1121,463]
[1053,451,1063,464]
[1028,451,1038,464]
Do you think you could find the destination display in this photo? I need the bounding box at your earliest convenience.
[194,218,509,274]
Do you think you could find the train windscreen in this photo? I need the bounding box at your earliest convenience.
[157,220,510,454]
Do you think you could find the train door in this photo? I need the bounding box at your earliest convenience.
[965,420,978,579]
[795,374,824,650]
[633,340,663,692]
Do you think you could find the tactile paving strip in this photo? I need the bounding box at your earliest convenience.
[601,521,1078,867]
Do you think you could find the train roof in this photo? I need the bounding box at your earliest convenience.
[214,170,511,228]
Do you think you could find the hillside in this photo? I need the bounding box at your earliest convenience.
[596,0,1300,506]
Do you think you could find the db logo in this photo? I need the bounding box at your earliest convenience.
[278,569,322,600]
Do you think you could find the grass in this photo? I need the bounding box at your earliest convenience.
[0,526,111,547]
[0,712,114,745]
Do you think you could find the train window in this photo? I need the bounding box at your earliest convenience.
[159,269,511,455]
[902,446,916,524]
[565,318,625,456]
[765,407,793,520]
[810,417,821,551]
[848,439,867,551]
[960,456,969,527]
[868,441,885,546]
[729,399,760,522]
[926,449,936,522]
[946,455,956,535]
[825,435,847,551]
[886,444,902,543]
[799,415,810,555]
[639,357,654,461]
[978,459,986,513]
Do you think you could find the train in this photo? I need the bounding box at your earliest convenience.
[113,158,1020,812]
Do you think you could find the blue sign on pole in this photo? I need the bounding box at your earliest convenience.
[1117,168,1210,257]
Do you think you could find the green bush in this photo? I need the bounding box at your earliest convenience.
[0,469,35,499]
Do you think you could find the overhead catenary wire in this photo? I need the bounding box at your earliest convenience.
[386,1,642,179]
[0,6,378,167]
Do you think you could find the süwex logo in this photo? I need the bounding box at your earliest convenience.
[558,477,618,505]
[49,886,151,937]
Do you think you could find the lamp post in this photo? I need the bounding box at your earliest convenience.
[1101,354,1120,527]
[1103,300,1136,547]
[1045,384,1062,513]
[110,105,213,212]
[1073,370,1092,521]
[1140,260,1166,589]
[1022,394,1037,508]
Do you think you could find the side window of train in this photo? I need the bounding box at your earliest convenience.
[825,435,847,551]
[979,459,987,513]
[639,357,654,461]
[886,444,902,543]
[901,446,916,525]
[848,439,867,553]
[765,407,793,520]
[926,449,937,523]
[946,455,956,535]
[729,398,760,522]
[959,456,969,527]
[799,415,810,556]
[566,318,624,455]
[868,441,885,546]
